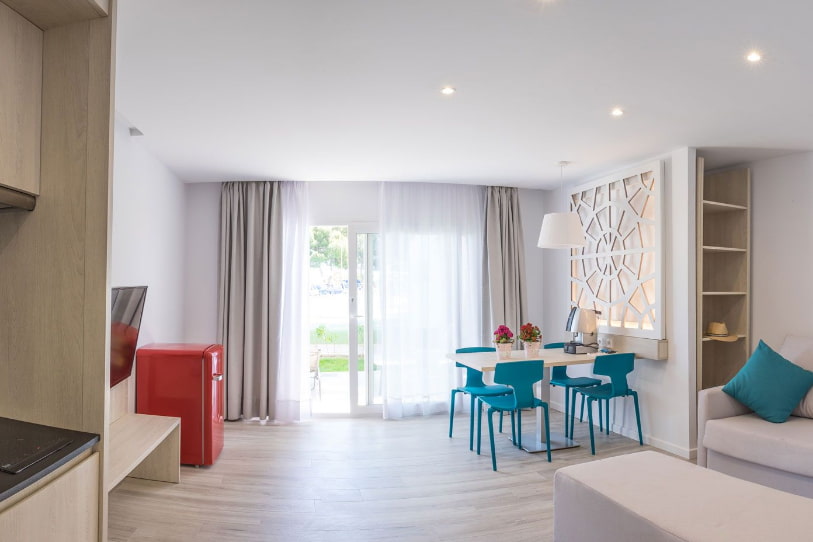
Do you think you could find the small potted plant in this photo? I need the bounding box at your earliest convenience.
[519,322,542,358]
[493,325,515,360]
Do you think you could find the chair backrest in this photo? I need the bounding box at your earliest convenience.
[494,360,544,409]
[545,342,567,379]
[591,353,635,395]
[455,347,496,388]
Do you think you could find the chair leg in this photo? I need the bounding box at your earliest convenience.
[569,389,578,441]
[542,404,551,462]
[488,408,498,471]
[476,399,483,455]
[580,394,586,422]
[510,410,516,445]
[605,398,611,435]
[563,387,571,439]
[632,391,643,445]
[587,397,596,455]
[469,395,476,451]
[499,410,504,433]
[449,390,458,438]
[598,400,603,432]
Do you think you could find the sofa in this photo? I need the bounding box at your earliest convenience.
[697,335,813,498]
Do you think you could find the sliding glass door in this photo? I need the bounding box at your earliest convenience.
[308,224,380,415]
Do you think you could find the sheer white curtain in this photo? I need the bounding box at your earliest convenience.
[218,181,309,423]
[380,182,488,419]
[275,182,310,421]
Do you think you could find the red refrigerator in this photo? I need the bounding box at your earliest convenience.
[136,343,225,466]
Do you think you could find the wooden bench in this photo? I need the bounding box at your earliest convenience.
[107,413,180,491]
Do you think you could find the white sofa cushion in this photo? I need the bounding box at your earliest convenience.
[780,335,813,418]
[704,413,813,477]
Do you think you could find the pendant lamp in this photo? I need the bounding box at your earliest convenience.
[537,161,586,249]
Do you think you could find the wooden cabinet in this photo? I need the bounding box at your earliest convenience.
[696,158,751,390]
[0,1,42,196]
[0,453,99,541]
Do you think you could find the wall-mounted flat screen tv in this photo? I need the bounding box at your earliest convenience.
[110,286,147,388]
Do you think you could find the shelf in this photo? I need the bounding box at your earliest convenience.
[697,162,750,391]
[702,200,748,214]
[702,334,747,342]
[703,246,746,253]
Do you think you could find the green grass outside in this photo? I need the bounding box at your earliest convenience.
[319,356,365,372]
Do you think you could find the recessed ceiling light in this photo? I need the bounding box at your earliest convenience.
[440,86,456,95]
[611,107,624,117]
[746,50,762,63]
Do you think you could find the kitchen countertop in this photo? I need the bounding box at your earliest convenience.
[0,417,99,502]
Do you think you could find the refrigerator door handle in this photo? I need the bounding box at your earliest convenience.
[212,374,224,381]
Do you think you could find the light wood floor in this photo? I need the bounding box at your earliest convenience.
[109,409,651,541]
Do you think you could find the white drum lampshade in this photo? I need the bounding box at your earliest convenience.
[537,212,586,249]
[567,308,597,334]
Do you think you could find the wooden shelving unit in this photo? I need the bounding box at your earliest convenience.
[696,158,751,390]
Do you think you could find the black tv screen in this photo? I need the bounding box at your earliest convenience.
[110,286,147,388]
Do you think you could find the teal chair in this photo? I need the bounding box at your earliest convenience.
[547,342,602,439]
[476,360,551,470]
[449,347,512,451]
[573,353,643,455]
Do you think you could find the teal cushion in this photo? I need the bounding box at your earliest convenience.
[723,340,813,423]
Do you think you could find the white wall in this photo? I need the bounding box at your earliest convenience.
[308,181,380,224]
[749,151,813,347]
[183,182,221,342]
[541,149,697,458]
[111,116,186,345]
[540,186,574,344]
[518,188,548,331]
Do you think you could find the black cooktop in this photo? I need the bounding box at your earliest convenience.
[0,433,73,474]
[0,417,98,502]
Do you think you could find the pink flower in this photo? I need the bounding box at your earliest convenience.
[493,325,514,343]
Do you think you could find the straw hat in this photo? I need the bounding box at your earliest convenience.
[704,321,738,342]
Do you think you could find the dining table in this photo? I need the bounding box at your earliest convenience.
[447,348,602,453]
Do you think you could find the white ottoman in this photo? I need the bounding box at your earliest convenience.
[554,451,813,541]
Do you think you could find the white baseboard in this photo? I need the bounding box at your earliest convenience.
[548,399,693,460]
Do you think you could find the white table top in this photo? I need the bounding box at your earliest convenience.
[447,348,598,372]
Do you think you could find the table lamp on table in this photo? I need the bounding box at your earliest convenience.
[564,307,599,354]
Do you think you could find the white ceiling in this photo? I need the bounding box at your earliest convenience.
[115,0,811,188]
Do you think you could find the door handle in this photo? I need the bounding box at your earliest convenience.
[212,374,224,381]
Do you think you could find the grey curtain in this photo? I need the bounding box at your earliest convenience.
[218,181,306,421]
[485,186,528,335]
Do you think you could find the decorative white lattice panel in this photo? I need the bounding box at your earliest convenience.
[569,161,664,340]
